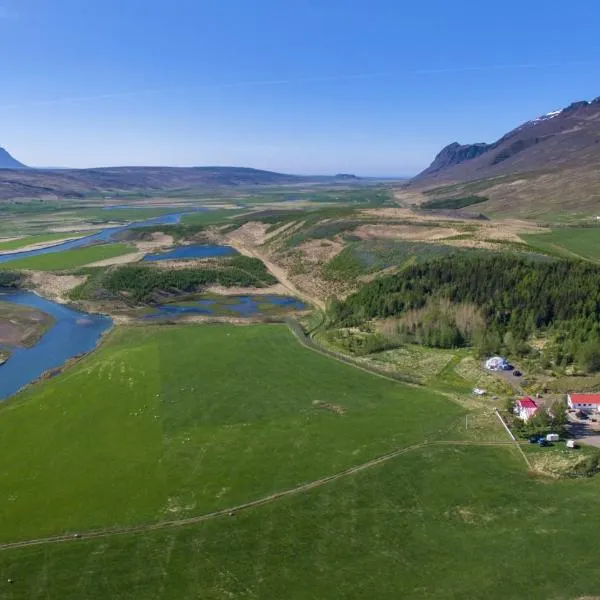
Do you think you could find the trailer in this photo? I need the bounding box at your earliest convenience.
[546,433,560,442]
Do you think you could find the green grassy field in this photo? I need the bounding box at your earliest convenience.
[0,233,86,252]
[2,323,600,598]
[180,208,247,225]
[522,227,600,262]
[3,444,600,599]
[0,324,461,543]
[1,243,133,271]
[67,207,184,223]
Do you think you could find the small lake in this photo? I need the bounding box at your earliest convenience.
[0,212,186,265]
[143,245,237,262]
[145,295,306,319]
[0,291,112,401]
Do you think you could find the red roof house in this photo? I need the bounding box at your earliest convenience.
[568,393,600,413]
[515,397,539,422]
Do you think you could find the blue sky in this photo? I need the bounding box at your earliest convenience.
[0,0,599,175]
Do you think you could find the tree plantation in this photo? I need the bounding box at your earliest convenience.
[330,254,600,371]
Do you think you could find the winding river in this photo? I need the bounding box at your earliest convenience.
[0,211,192,399]
[0,212,187,265]
[0,209,300,400]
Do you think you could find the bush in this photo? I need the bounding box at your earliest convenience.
[0,271,22,288]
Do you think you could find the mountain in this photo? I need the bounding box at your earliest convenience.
[407,96,600,218]
[414,96,600,184]
[0,166,361,201]
[0,147,28,169]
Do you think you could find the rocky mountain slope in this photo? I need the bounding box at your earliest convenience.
[403,97,600,219]
[0,147,28,169]
[414,96,600,184]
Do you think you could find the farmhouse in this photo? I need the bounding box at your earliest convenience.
[567,393,600,414]
[515,397,539,422]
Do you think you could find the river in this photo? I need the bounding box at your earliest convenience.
[0,210,194,398]
[0,211,188,265]
[0,290,111,401]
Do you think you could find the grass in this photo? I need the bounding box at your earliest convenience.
[522,227,600,262]
[68,207,183,223]
[0,324,461,543]
[0,232,85,252]
[322,240,457,281]
[363,344,458,382]
[180,209,247,226]
[421,195,489,210]
[3,324,600,598]
[1,244,133,271]
[4,444,600,599]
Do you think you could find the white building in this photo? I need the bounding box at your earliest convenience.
[567,393,600,414]
[485,356,509,371]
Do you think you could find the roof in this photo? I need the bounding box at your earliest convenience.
[517,397,538,409]
[569,394,600,405]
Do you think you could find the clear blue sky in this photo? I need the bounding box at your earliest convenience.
[1,0,599,175]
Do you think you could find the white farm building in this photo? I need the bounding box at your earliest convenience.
[567,393,600,414]
[485,356,509,371]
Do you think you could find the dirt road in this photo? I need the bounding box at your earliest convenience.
[226,238,326,310]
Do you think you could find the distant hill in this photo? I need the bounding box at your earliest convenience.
[407,96,600,218]
[0,166,360,201]
[0,147,28,169]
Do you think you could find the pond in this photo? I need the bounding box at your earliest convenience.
[145,295,306,319]
[142,244,237,262]
[0,290,112,401]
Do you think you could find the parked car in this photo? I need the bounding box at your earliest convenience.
[513,370,522,377]
[538,439,550,447]
[528,436,540,444]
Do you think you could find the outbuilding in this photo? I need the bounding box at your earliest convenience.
[567,393,600,414]
[485,356,509,371]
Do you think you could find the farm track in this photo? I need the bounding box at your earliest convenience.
[226,238,326,310]
[0,440,518,552]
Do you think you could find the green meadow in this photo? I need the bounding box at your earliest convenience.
[3,444,600,599]
[2,323,600,599]
[2,243,133,271]
[0,232,86,252]
[522,227,600,262]
[0,324,461,543]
